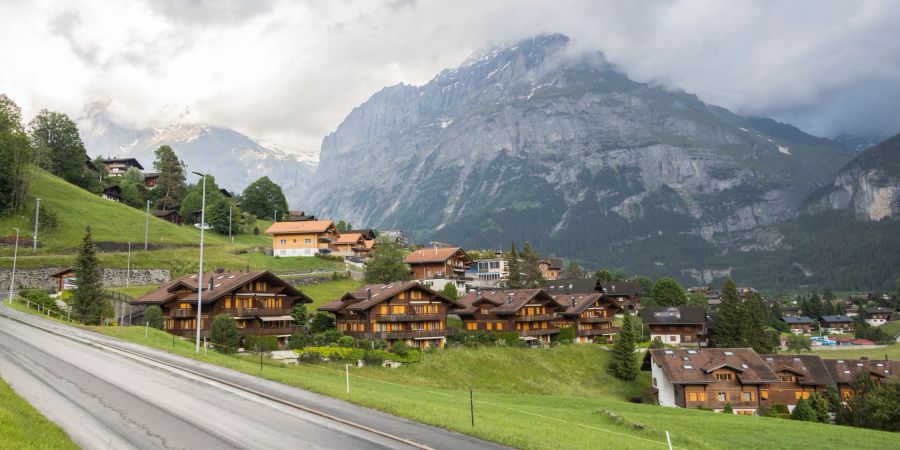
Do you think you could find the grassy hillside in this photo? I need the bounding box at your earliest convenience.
[0,377,78,449]
[301,279,365,310]
[0,168,343,275]
[809,343,900,360]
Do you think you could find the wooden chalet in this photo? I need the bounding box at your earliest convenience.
[285,210,316,221]
[102,185,122,202]
[130,270,311,349]
[102,157,144,176]
[538,258,563,280]
[863,307,893,327]
[143,172,159,188]
[823,358,900,400]
[603,281,644,310]
[318,282,461,349]
[551,292,621,343]
[265,220,338,257]
[818,315,854,334]
[642,306,708,346]
[333,232,375,258]
[781,316,814,335]
[761,355,834,410]
[643,348,780,414]
[780,306,801,317]
[403,247,472,291]
[544,279,602,295]
[456,289,564,345]
[153,210,182,225]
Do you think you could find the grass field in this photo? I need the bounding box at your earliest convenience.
[300,278,364,309]
[880,321,900,338]
[0,377,78,449]
[106,285,159,298]
[808,343,900,359]
[81,324,900,450]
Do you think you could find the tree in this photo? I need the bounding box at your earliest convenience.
[648,278,688,307]
[722,402,734,414]
[567,261,584,279]
[807,290,822,319]
[744,292,776,354]
[365,240,411,283]
[309,312,336,334]
[792,398,817,422]
[28,110,93,189]
[71,227,104,324]
[711,279,742,347]
[807,392,829,423]
[594,269,613,284]
[520,242,544,288]
[505,242,523,289]
[786,333,812,354]
[208,197,238,235]
[144,305,164,329]
[441,282,458,300]
[240,176,288,220]
[210,315,241,353]
[291,303,309,326]
[633,276,653,293]
[0,94,33,213]
[180,175,224,223]
[335,220,352,233]
[607,310,638,380]
[687,291,708,308]
[118,178,147,209]
[152,145,186,211]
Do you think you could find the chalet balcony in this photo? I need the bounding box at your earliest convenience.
[243,326,304,336]
[576,327,620,336]
[515,314,552,322]
[220,308,293,317]
[347,329,453,339]
[519,328,561,336]
[580,316,613,323]
[375,313,444,322]
[169,309,195,318]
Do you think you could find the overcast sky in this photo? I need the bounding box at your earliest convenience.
[1,0,898,155]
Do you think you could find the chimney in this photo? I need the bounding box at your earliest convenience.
[507,292,514,304]
[216,268,224,274]
[571,297,576,308]
[367,288,372,301]
[208,276,214,292]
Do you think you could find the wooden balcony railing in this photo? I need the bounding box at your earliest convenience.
[375,313,443,322]
[580,316,613,323]
[576,327,620,336]
[243,326,304,336]
[219,308,292,317]
[346,329,452,339]
[515,314,552,322]
[518,328,561,336]
[169,309,195,318]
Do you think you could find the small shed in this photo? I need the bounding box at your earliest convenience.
[49,268,78,292]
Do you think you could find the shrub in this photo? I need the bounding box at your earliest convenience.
[373,338,388,350]
[648,339,666,349]
[309,312,336,334]
[722,402,733,414]
[20,289,60,314]
[362,350,385,365]
[389,341,412,357]
[246,335,279,352]
[297,350,321,363]
[792,398,817,422]
[338,336,355,348]
[143,305,164,329]
[210,315,241,353]
[322,329,342,344]
[554,326,576,343]
[288,333,311,350]
[253,226,259,235]
[497,331,526,347]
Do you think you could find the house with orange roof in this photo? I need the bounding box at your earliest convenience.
[403,246,473,292]
[265,220,339,257]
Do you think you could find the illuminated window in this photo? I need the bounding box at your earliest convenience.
[760,390,769,400]
[715,373,733,381]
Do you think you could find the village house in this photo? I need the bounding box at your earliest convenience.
[544,279,602,295]
[318,282,460,349]
[642,306,708,346]
[551,292,621,343]
[153,210,182,226]
[333,232,369,258]
[468,257,508,288]
[143,172,159,188]
[818,315,854,334]
[862,307,893,327]
[379,230,409,247]
[643,348,780,414]
[102,157,144,176]
[538,258,564,280]
[823,358,900,400]
[265,220,339,257]
[130,270,311,349]
[603,281,644,311]
[102,185,122,202]
[403,247,473,292]
[781,316,814,335]
[780,306,801,317]
[285,210,316,221]
[761,354,834,411]
[456,289,564,345]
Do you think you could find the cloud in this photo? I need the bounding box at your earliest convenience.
[1,0,898,156]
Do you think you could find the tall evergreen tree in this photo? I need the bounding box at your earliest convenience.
[520,242,544,288]
[607,310,638,380]
[808,290,822,318]
[567,261,584,279]
[744,292,775,353]
[240,176,288,220]
[364,240,411,284]
[712,279,743,347]
[505,242,523,289]
[208,197,238,235]
[152,145,186,211]
[180,175,224,223]
[594,269,613,284]
[71,227,104,325]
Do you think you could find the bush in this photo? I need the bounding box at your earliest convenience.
[20,289,60,314]
[362,350,385,365]
[322,329,342,344]
[144,305,164,329]
[338,336,355,348]
[296,350,321,363]
[554,326,576,343]
[389,341,412,357]
[309,312,336,334]
[722,402,733,414]
[288,333,311,350]
[373,338,388,350]
[246,335,279,352]
[648,339,666,349]
[210,315,241,353]
[792,398,817,422]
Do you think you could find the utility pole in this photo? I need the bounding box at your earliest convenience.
[144,200,150,250]
[192,172,207,354]
[8,228,19,303]
[228,205,233,244]
[126,242,131,287]
[32,198,40,253]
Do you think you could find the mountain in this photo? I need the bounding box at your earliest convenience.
[304,33,857,283]
[805,133,900,220]
[77,102,316,199]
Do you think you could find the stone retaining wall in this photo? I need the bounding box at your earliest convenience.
[0,267,170,290]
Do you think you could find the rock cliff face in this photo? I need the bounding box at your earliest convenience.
[306,34,852,273]
[806,134,900,220]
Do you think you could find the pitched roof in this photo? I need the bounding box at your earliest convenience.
[457,289,561,315]
[819,315,853,323]
[404,247,470,264]
[336,232,363,244]
[541,258,564,270]
[265,220,334,235]
[347,229,377,240]
[551,292,621,317]
[761,354,834,385]
[781,316,814,324]
[544,279,601,294]
[48,267,75,278]
[603,281,645,296]
[318,281,459,313]
[823,358,899,384]
[647,348,780,385]
[102,157,144,169]
[642,307,706,325]
[863,307,893,314]
[130,270,310,306]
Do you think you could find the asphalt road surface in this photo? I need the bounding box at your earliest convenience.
[0,302,509,450]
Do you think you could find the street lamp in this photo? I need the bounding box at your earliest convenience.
[144,200,150,251]
[32,198,40,253]
[8,228,19,303]
[192,172,208,353]
[228,204,233,244]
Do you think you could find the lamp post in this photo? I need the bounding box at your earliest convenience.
[192,172,207,353]
[126,242,131,287]
[144,200,150,251]
[8,228,19,303]
[273,210,277,223]
[32,198,40,253]
[228,205,233,244]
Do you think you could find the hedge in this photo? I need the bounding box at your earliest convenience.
[295,346,421,363]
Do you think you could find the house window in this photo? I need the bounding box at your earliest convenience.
[487,322,494,331]
[760,390,769,400]
[669,336,676,342]
[714,373,733,381]
[717,392,727,402]
[304,238,311,244]
[795,391,810,400]
[742,392,753,402]
[280,239,287,244]
[496,322,503,331]
[780,375,796,382]
[466,322,477,331]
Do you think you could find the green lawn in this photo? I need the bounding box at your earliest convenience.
[880,321,900,338]
[106,285,159,298]
[808,343,900,359]
[0,377,78,449]
[300,278,364,310]
[81,324,898,450]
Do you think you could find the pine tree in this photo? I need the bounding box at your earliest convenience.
[808,290,822,319]
[791,398,817,422]
[567,261,584,279]
[505,242,523,289]
[441,282,459,300]
[712,279,742,347]
[71,227,104,325]
[210,315,241,353]
[744,292,775,353]
[520,242,544,288]
[607,310,638,380]
[807,392,830,422]
[152,145,186,211]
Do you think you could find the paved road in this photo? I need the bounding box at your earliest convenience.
[0,302,509,450]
